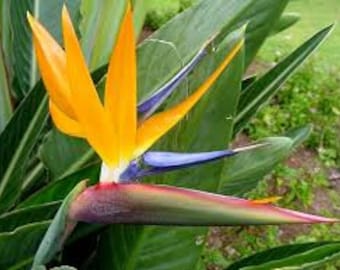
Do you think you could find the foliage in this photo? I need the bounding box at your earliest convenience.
[246,62,340,167]
[145,0,197,29]
[0,0,338,269]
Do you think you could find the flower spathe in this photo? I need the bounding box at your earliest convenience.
[28,3,338,226]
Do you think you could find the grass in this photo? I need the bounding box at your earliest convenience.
[145,0,196,29]
[259,0,340,67]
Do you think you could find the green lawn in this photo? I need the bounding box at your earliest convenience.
[260,0,340,67]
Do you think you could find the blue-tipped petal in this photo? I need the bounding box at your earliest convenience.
[143,150,235,167]
[119,144,266,182]
[119,149,235,181]
[137,46,207,119]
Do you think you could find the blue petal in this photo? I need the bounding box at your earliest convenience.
[137,47,207,119]
[119,149,236,182]
[143,150,235,168]
[119,143,266,182]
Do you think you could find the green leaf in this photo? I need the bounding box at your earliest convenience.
[0,221,50,270]
[234,25,333,134]
[226,242,340,270]
[218,137,292,196]
[270,12,301,36]
[132,0,152,37]
[9,0,80,98]
[0,202,60,233]
[32,181,86,267]
[0,82,48,213]
[80,0,126,70]
[39,130,95,180]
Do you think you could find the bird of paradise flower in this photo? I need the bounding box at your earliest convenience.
[27,3,337,226]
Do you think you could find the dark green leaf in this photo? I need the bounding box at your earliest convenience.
[19,165,99,208]
[0,82,48,213]
[0,201,59,233]
[0,221,50,270]
[226,242,340,270]
[234,25,333,134]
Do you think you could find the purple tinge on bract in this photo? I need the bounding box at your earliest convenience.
[68,183,338,225]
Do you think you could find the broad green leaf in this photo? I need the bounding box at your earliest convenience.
[98,26,245,270]
[234,25,333,134]
[80,0,126,70]
[218,137,292,196]
[0,82,48,213]
[0,201,59,233]
[0,45,12,132]
[9,0,80,98]
[270,12,301,36]
[39,130,95,180]
[226,242,340,270]
[0,221,50,270]
[33,181,86,268]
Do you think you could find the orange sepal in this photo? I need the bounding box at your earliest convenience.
[105,2,137,165]
[62,6,118,165]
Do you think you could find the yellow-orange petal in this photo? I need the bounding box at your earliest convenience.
[49,101,84,138]
[105,2,136,165]
[62,6,118,165]
[135,39,244,156]
[252,196,282,205]
[27,13,76,119]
